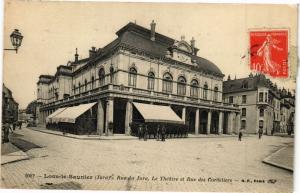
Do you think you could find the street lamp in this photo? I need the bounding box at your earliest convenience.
[4,29,23,53]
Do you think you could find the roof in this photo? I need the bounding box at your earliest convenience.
[73,22,223,77]
[116,23,223,76]
[223,74,292,100]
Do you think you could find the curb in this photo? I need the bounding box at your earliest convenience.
[28,127,250,140]
[262,146,293,172]
[1,154,30,165]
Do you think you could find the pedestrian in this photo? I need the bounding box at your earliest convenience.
[161,125,166,141]
[12,122,16,131]
[238,130,243,141]
[271,128,274,136]
[18,121,22,129]
[138,124,143,140]
[258,128,263,139]
[156,125,161,141]
[144,124,148,141]
[2,123,12,143]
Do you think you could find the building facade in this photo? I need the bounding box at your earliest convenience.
[223,73,295,135]
[36,21,240,136]
[2,84,19,124]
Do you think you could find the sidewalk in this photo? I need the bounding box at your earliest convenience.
[263,143,294,172]
[28,127,137,140]
[1,142,29,165]
[28,126,246,140]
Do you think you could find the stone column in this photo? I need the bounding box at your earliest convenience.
[195,108,199,135]
[105,98,114,136]
[43,111,46,124]
[228,112,234,134]
[227,112,232,134]
[207,110,211,134]
[125,100,133,135]
[182,107,186,124]
[97,100,105,136]
[236,113,241,133]
[218,111,223,134]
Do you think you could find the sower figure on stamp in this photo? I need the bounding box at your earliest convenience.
[257,34,283,75]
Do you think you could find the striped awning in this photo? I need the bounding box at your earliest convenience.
[51,102,97,123]
[46,107,67,123]
[133,102,184,124]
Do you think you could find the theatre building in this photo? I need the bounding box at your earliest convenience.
[36,21,240,136]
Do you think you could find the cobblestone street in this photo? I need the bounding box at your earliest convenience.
[1,128,293,192]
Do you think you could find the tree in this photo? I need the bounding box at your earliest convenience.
[26,100,37,116]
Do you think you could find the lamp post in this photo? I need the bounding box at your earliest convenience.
[4,29,23,53]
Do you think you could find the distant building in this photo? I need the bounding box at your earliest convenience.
[223,73,295,135]
[18,109,31,122]
[2,84,19,123]
[36,21,240,136]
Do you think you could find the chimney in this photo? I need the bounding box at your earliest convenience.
[89,46,97,58]
[75,48,79,62]
[190,37,195,55]
[150,20,156,41]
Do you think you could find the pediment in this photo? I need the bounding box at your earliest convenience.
[173,40,193,54]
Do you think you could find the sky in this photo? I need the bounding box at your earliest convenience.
[2,1,298,109]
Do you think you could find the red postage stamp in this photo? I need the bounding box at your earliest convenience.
[249,30,288,78]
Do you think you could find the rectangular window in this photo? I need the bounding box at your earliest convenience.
[229,96,233,104]
[242,95,247,104]
[259,92,264,102]
[259,109,264,117]
[242,108,246,117]
[265,92,268,102]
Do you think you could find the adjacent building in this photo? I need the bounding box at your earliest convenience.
[36,21,240,136]
[2,84,19,124]
[223,73,295,135]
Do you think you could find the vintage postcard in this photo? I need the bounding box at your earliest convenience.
[1,1,297,193]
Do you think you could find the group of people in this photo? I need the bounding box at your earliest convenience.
[238,127,264,141]
[138,124,167,141]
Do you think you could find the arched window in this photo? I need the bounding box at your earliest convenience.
[177,76,186,96]
[128,67,137,87]
[190,79,199,98]
[99,68,105,87]
[162,73,173,93]
[214,86,218,101]
[91,76,95,89]
[203,83,208,100]
[78,82,81,93]
[147,72,155,90]
[84,79,88,92]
